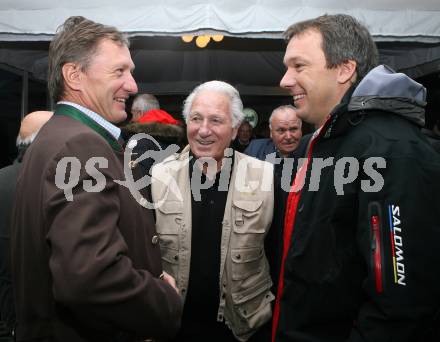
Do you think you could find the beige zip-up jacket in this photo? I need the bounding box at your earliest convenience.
[151,146,275,341]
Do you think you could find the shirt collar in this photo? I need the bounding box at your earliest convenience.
[57,101,121,140]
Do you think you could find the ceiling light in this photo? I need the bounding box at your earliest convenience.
[195,35,211,48]
[181,34,224,48]
[212,35,224,42]
[181,35,193,43]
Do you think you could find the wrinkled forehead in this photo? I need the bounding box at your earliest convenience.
[89,38,134,66]
[273,119,300,130]
[274,108,300,123]
[191,91,232,116]
[272,111,301,129]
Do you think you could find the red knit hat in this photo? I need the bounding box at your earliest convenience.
[136,109,179,125]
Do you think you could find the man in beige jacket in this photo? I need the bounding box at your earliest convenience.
[151,80,274,341]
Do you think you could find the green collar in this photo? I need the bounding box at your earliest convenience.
[54,104,122,152]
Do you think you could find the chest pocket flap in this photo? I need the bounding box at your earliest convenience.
[233,199,264,234]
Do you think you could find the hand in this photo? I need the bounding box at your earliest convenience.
[161,271,179,294]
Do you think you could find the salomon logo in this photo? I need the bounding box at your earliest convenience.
[389,205,406,286]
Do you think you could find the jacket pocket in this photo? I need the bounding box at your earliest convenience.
[159,236,179,279]
[231,247,264,281]
[156,201,181,277]
[156,200,181,250]
[232,199,265,234]
[369,202,385,294]
[161,252,179,281]
[231,278,274,334]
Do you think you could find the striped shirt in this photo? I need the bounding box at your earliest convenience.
[58,101,121,140]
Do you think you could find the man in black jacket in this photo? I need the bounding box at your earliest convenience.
[273,14,440,342]
[0,111,53,339]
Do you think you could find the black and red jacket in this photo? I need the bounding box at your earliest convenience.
[274,65,440,342]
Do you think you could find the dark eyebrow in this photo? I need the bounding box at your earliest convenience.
[285,56,307,66]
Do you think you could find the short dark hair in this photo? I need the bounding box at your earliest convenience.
[284,14,378,80]
[240,120,252,128]
[48,16,129,102]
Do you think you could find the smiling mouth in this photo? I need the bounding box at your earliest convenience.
[114,98,127,104]
[293,94,305,101]
[196,140,214,146]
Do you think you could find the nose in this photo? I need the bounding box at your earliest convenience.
[280,68,296,89]
[198,119,211,137]
[125,72,138,95]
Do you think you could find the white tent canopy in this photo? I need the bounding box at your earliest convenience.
[0,0,439,106]
[0,0,440,42]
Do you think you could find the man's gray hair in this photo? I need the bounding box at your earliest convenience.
[15,130,40,162]
[16,131,38,147]
[48,16,129,102]
[182,80,244,128]
[132,93,160,112]
[284,14,378,81]
[269,105,301,129]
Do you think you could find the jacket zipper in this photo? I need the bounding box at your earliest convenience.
[371,215,383,293]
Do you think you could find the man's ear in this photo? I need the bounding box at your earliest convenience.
[232,126,238,140]
[62,62,83,91]
[337,60,357,84]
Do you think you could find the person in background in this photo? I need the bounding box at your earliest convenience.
[11,16,182,342]
[245,105,307,160]
[121,108,185,176]
[151,80,274,342]
[130,93,160,122]
[0,111,53,340]
[273,13,440,342]
[231,120,253,152]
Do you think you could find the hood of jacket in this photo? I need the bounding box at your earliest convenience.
[347,65,427,127]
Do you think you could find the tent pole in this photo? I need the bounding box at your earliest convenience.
[21,70,29,119]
